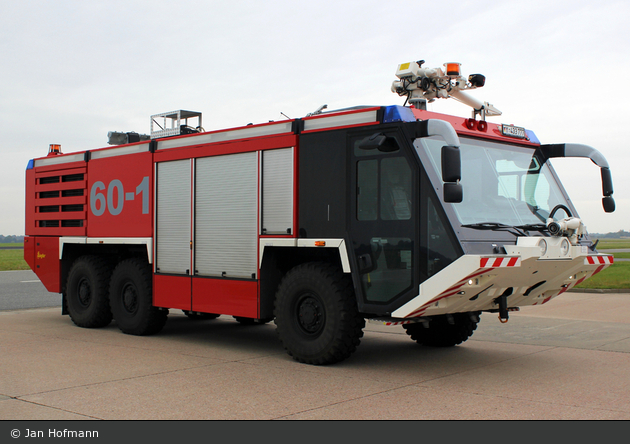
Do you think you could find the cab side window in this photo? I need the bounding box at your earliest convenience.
[357,156,411,221]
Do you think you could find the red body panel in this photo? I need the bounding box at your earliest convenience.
[411,108,540,146]
[23,236,36,271]
[153,274,191,311]
[32,236,60,292]
[152,275,259,318]
[192,278,259,318]
[87,152,153,237]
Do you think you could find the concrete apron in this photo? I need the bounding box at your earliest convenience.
[1,291,630,420]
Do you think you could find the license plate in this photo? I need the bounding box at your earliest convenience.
[501,125,527,139]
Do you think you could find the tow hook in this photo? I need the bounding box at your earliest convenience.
[497,295,509,323]
[495,288,513,323]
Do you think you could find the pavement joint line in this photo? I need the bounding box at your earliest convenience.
[415,385,630,416]
[592,335,630,349]
[274,343,564,419]
[11,397,102,420]
[11,360,254,400]
[271,386,410,420]
[472,337,630,354]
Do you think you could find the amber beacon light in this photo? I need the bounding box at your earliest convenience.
[48,144,62,156]
[444,62,461,76]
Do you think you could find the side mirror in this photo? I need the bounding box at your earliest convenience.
[441,145,461,182]
[441,145,462,203]
[601,167,613,197]
[444,182,463,203]
[601,167,615,213]
[603,196,615,213]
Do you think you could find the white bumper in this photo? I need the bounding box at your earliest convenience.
[391,237,613,319]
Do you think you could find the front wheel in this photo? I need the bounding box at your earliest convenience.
[274,262,364,365]
[109,258,168,335]
[403,312,480,347]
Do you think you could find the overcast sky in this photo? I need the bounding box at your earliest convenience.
[1,0,628,236]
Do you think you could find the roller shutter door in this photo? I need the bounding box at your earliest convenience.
[156,159,191,275]
[261,148,294,235]
[195,152,258,278]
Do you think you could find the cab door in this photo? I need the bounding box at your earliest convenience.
[349,129,419,313]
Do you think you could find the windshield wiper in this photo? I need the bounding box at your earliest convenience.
[515,223,549,234]
[461,222,526,237]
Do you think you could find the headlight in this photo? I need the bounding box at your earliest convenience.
[537,239,547,256]
[560,238,570,256]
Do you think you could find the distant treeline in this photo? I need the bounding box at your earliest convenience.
[0,235,25,243]
[590,230,630,239]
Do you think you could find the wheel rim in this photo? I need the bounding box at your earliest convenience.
[296,293,325,335]
[121,282,138,315]
[77,277,91,308]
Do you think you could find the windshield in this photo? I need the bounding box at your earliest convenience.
[417,137,572,227]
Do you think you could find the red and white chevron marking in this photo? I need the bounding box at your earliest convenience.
[382,320,416,326]
[405,268,491,318]
[584,255,614,265]
[480,257,520,268]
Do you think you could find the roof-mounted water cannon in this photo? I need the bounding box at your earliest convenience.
[391,60,502,120]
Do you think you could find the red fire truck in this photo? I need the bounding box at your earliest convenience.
[24,61,616,364]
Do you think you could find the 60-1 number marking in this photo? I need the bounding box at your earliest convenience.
[90,176,149,216]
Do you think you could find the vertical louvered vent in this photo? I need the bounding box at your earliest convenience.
[34,167,87,234]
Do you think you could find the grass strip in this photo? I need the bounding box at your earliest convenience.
[0,249,29,271]
[595,239,630,250]
[575,262,630,290]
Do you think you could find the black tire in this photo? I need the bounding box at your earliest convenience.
[183,311,220,320]
[233,316,273,325]
[403,312,480,347]
[274,262,365,365]
[66,255,113,328]
[109,258,168,335]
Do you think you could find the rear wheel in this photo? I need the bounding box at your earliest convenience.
[274,262,364,365]
[403,312,480,347]
[109,258,168,335]
[66,256,113,328]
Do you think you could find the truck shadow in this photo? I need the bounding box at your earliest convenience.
[145,313,518,373]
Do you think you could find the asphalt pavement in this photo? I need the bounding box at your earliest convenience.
[0,271,61,311]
